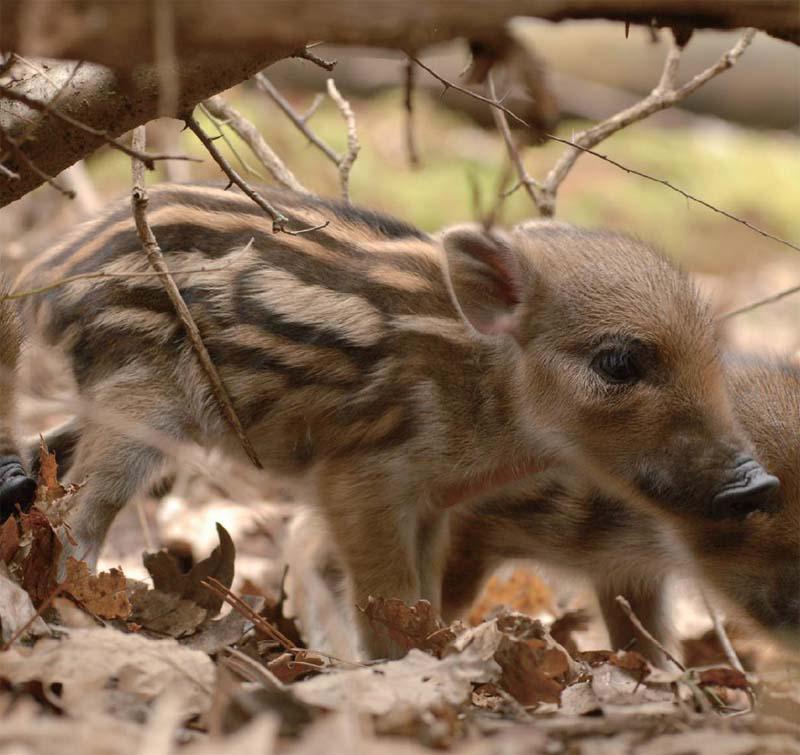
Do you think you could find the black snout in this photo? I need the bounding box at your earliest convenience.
[711,456,780,520]
[0,456,36,522]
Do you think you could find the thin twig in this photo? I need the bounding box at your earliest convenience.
[199,102,266,180]
[255,73,359,201]
[130,126,263,469]
[3,262,234,301]
[202,95,309,194]
[2,135,75,198]
[184,109,326,235]
[701,593,745,674]
[0,584,60,651]
[487,72,541,208]
[255,74,339,163]
[0,83,198,170]
[720,282,800,319]
[292,45,337,71]
[326,79,360,202]
[201,576,294,650]
[615,595,685,672]
[0,161,19,180]
[403,57,420,168]
[410,47,800,257]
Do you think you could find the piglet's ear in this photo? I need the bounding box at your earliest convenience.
[440,224,527,340]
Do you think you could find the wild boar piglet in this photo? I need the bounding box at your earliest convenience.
[13,184,775,657]
[443,359,798,665]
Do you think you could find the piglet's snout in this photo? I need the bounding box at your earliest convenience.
[711,455,781,519]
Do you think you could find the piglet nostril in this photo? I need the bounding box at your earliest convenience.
[711,462,781,520]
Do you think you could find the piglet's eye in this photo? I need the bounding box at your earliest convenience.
[591,348,642,385]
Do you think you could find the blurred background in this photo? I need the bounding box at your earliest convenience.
[1,20,798,663]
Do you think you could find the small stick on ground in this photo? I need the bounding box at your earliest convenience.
[130,126,263,469]
[615,594,685,672]
[201,576,294,650]
[185,109,326,235]
[0,584,60,651]
[701,592,746,674]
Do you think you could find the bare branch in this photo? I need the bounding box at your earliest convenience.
[403,57,420,168]
[326,78,360,202]
[0,83,199,170]
[412,54,800,257]
[202,94,309,194]
[255,73,339,163]
[185,108,327,235]
[130,125,263,470]
[540,28,757,215]
[255,73,359,202]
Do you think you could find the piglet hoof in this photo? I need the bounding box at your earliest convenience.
[0,456,37,523]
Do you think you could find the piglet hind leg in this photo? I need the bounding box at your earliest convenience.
[317,464,446,660]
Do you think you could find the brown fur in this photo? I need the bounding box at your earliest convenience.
[13,184,765,658]
[442,359,799,664]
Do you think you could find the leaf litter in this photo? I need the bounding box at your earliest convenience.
[0,448,798,754]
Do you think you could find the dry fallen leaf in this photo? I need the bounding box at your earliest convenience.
[62,557,131,621]
[0,572,49,645]
[130,522,236,638]
[469,568,555,625]
[0,627,215,720]
[17,508,61,607]
[0,516,19,564]
[362,597,456,657]
[35,440,66,504]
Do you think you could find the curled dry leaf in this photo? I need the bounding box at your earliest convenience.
[696,666,749,690]
[130,522,236,638]
[61,557,131,621]
[143,522,235,612]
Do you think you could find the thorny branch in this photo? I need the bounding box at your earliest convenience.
[184,109,326,235]
[486,73,541,210]
[411,43,800,260]
[255,73,360,202]
[202,94,309,194]
[129,125,263,470]
[0,82,198,170]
